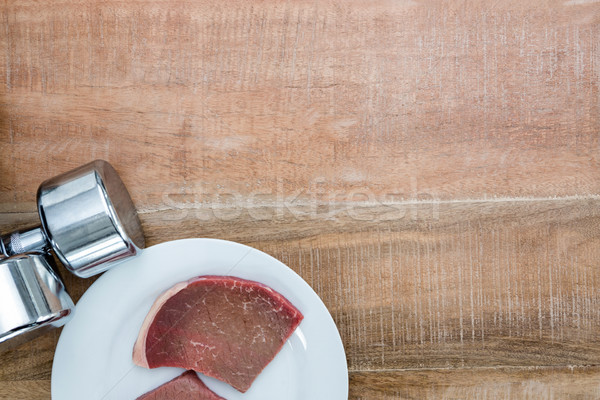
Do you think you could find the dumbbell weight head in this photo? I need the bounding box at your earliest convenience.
[1,160,145,278]
[0,253,74,352]
[37,160,145,278]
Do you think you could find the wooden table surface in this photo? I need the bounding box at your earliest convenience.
[1,0,600,398]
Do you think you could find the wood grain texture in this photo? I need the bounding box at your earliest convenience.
[1,0,600,212]
[1,0,600,398]
[141,200,600,371]
[0,380,50,400]
[3,200,600,398]
[349,366,600,399]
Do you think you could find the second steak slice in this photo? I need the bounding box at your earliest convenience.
[133,275,303,393]
[136,370,225,400]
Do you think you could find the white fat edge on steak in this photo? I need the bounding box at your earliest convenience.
[132,280,190,368]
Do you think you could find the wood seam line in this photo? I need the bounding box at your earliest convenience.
[348,365,600,373]
[2,194,600,216]
[136,194,600,214]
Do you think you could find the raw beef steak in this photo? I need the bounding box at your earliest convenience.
[136,370,225,400]
[133,276,303,393]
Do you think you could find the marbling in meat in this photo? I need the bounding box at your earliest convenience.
[133,276,303,393]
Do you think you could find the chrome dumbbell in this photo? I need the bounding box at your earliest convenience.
[0,160,145,351]
[0,160,145,278]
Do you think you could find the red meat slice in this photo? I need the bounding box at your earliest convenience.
[136,370,225,400]
[133,276,303,393]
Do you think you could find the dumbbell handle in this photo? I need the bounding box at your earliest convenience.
[0,227,48,260]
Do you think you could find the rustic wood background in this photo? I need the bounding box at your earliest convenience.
[1,0,600,398]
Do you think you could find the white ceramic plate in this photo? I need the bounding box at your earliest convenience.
[52,239,348,400]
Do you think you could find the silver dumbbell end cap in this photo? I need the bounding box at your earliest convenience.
[38,160,145,278]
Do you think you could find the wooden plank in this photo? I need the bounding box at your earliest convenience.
[0,380,50,400]
[2,366,600,400]
[1,0,599,213]
[6,198,600,374]
[1,199,600,394]
[349,366,600,399]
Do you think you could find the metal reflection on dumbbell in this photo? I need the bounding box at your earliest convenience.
[0,253,74,352]
[0,160,145,278]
